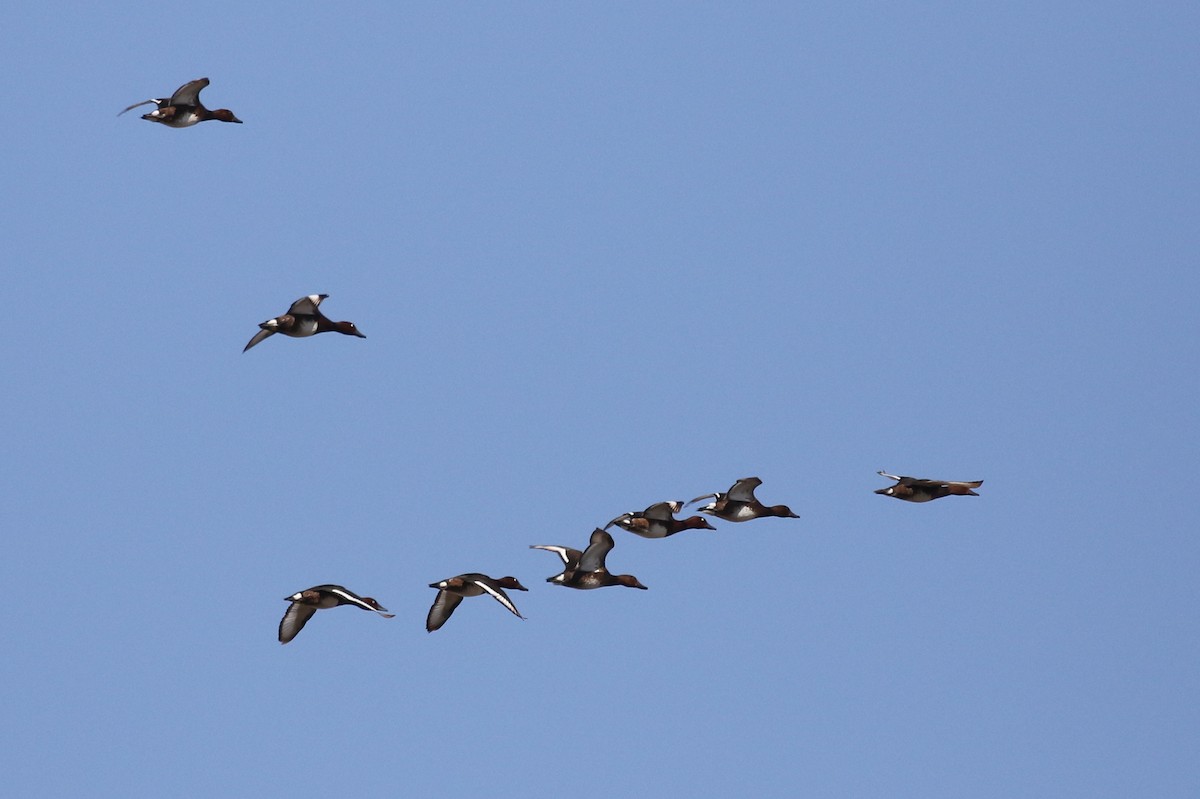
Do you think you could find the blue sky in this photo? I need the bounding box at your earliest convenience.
[2,2,1197,796]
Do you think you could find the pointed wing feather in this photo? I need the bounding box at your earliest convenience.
[118,98,161,116]
[243,328,275,352]
[945,479,984,489]
[603,513,633,531]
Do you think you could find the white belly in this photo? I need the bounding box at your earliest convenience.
[283,318,319,338]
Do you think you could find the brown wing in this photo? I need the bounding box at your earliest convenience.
[287,294,328,316]
[642,501,682,521]
[578,528,616,572]
[170,77,210,106]
[243,328,275,352]
[725,477,763,503]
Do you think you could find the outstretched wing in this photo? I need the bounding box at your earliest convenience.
[279,602,317,644]
[642,501,682,521]
[118,98,162,116]
[945,479,984,489]
[578,528,615,572]
[725,477,763,502]
[243,328,275,352]
[287,294,328,316]
[425,590,464,632]
[170,77,210,106]
[603,512,633,531]
[473,579,525,619]
[529,544,582,568]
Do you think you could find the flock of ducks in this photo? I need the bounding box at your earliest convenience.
[279,473,981,642]
[122,77,984,644]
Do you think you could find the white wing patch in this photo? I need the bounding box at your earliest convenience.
[530,544,571,565]
[604,513,634,531]
[473,580,525,619]
[326,586,373,610]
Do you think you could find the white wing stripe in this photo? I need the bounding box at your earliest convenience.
[472,580,524,619]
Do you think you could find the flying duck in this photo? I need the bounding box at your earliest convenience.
[604,500,715,539]
[244,294,365,352]
[874,471,983,502]
[279,584,393,644]
[531,528,648,590]
[687,477,799,522]
[120,77,242,127]
[426,573,528,632]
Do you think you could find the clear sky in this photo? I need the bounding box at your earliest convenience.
[2,2,1197,797]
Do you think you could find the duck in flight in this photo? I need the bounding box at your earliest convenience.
[426,574,528,632]
[604,500,715,539]
[874,471,983,502]
[531,528,648,590]
[119,77,242,127]
[687,477,799,523]
[278,584,393,644]
[243,294,366,352]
